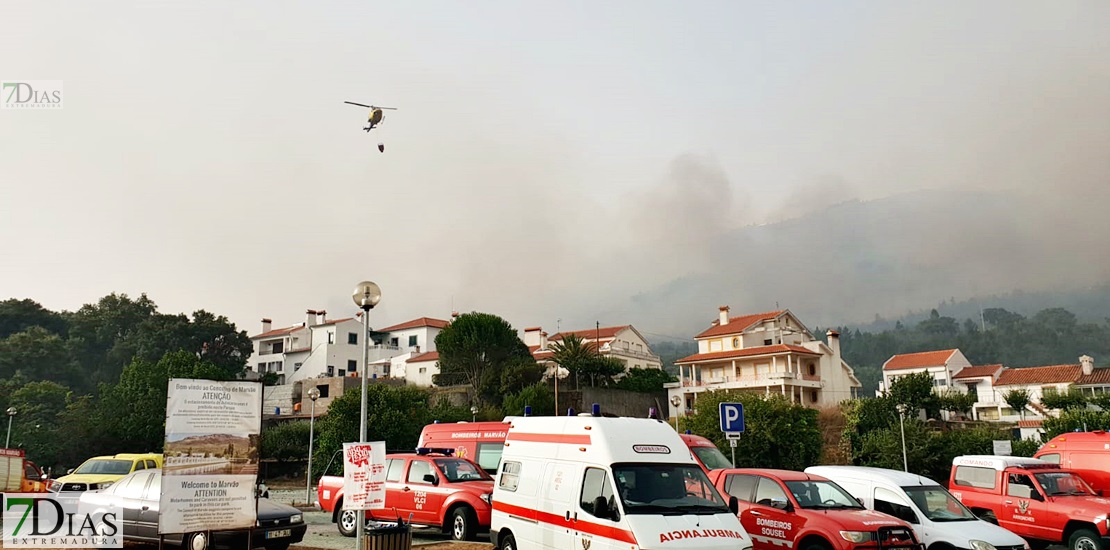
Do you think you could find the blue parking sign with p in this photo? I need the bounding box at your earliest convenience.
[719,402,745,433]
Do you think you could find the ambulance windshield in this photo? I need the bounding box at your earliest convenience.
[613,463,730,515]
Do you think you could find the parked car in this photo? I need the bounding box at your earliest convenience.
[681,432,734,472]
[54,452,163,492]
[1034,430,1110,494]
[948,455,1109,550]
[710,468,922,550]
[805,465,1028,550]
[79,468,305,550]
[317,449,494,540]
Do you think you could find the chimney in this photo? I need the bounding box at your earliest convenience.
[1081,355,1094,376]
[305,309,318,327]
[316,309,327,324]
[541,331,548,350]
[261,318,272,333]
[719,306,730,326]
[523,327,542,347]
[827,329,841,363]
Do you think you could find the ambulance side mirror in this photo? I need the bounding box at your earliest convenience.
[729,496,739,515]
[423,474,439,486]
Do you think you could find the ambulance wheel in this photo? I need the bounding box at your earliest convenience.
[499,532,517,550]
[338,509,358,537]
[1068,529,1101,550]
[451,507,477,541]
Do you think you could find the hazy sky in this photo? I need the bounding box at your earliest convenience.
[3,2,1109,341]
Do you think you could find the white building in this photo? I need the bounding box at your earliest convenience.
[248,309,400,385]
[666,307,863,419]
[376,317,450,385]
[878,349,972,395]
[524,324,663,374]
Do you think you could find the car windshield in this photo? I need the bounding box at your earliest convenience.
[614,463,729,515]
[784,480,864,509]
[73,459,132,475]
[1034,471,1095,496]
[902,485,978,521]
[434,458,492,482]
[692,446,732,470]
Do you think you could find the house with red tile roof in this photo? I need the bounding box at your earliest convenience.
[248,310,374,386]
[879,349,972,394]
[666,306,863,419]
[376,316,452,385]
[522,324,663,379]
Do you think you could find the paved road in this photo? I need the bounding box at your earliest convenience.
[266,489,490,550]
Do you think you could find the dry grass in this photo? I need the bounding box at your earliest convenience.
[816,405,850,465]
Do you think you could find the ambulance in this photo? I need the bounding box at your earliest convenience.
[489,411,753,550]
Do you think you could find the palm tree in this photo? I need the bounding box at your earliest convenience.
[548,334,595,389]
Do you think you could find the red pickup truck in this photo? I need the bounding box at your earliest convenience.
[948,455,1110,550]
[316,449,494,541]
[710,468,922,550]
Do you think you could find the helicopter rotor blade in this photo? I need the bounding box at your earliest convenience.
[344,101,373,108]
[376,107,398,110]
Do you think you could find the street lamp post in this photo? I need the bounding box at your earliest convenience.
[5,407,15,448]
[305,387,320,506]
[896,404,909,472]
[351,281,381,550]
[670,396,681,431]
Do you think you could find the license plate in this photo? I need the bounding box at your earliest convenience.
[266,529,292,539]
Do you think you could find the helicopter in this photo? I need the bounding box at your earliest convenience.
[345,101,397,152]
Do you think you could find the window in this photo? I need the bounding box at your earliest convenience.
[966,383,978,398]
[476,442,504,473]
[24,462,40,480]
[348,360,357,373]
[134,461,145,471]
[754,477,789,509]
[328,332,335,344]
[326,366,334,377]
[953,465,996,489]
[271,342,283,354]
[390,337,399,347]
[579,467,615,518]
[808,364,817,376]
[337,369,345,376]
[256,363,264,372]
[385,459,404,482]
[934,378,948,387]
[408,335,418,347]
[348,332,358,345]
[316,385,329,398]
[407,460,434,484]
[1042,386,1058,396]
[419,367,426,374]
[294,362,302,372]
[1007,473,1038,499]
[874,486,918,523]
[810,390,818,403]
[499,461,521,491]
[1038,453,1061,464]
[763,339,773,346]
[145,460,156,469]
[724,474,758,501]
[732,337,740,348]
[383,365,390,375]
[274,361,283,373]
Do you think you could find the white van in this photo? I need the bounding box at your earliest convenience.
[804,466,1028,550]
[490,414,753,550]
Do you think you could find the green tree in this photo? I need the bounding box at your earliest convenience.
[887,372,939,419]
[614,367,678,393]
[98,350,230,451]
[0,299,68,339]
[580,356,626,387]
[548,334,596,389]
[938,390,976,418]
[502,383,555,417]
[5,381,71,468]
[67,293,157,384]
[1039,388,1088,411]
[1003,389,1032,420]
[131,310,251,377]
[499,357,545,396]
[261,421,311,462]
[684,390,821,470]
[433,312,535,406]
[1042,409,1110,438]
[0,327,87,390]
[840,396,897,456]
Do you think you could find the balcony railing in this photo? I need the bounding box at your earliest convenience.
[677,372,817,387]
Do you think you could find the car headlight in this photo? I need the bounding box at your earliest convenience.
[969,541,997,550]
[840,531,871,543]
[290,514,303,524]
[481,493,493,505]
[95,482,113,490]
